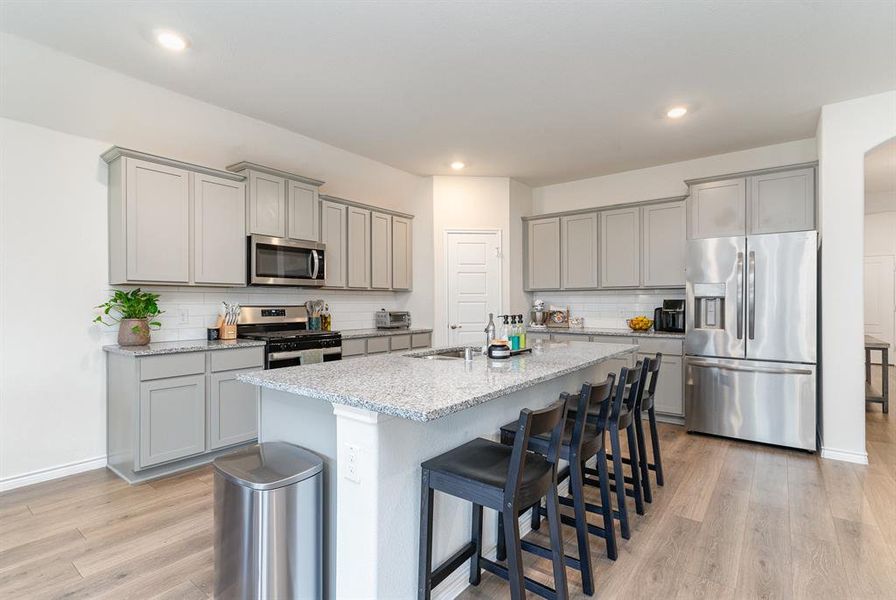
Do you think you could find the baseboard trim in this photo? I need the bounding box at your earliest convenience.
[820,446,868,465]
[0,455,108,492]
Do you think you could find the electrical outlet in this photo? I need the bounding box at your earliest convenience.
[177,308,190,325]
[344,443,361,483]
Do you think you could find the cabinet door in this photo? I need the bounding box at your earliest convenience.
[247,171,286,237]
[125,158,190,283]
[648,354,683,416]
[561,213,598,289]
[392,216,413,290]
[193,174,246,285]
[287,180,320,241]
[208,370,259,450]
[370,211,393,289]
[641,200,686,287]
[321,201,347,288]
[138,374,205,468]
[600,207,640,287]
[749,168,815,234]
[687,178,746,239]
[527,217,561,290]
[347,206,371,288]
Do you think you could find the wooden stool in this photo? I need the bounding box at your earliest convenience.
[418,399,569,600]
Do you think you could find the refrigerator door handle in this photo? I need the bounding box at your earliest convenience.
[736,252,744,339]
[747,251,756,340]
[687,360,813,376]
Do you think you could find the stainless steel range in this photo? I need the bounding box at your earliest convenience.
[237,305,341,369]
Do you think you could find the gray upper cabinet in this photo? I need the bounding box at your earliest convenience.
[527,217,561,290]
[392,215,413,290]
[193,173,246,285]
[641,200,686,287]
[321,200,347,288]
[139,374,206,468]
[246,170,287,237]
[347,206,371,288]
[600,207,640,287]
[687,178,746,239]
[123,158,192,283]
[370,211,392,289]
[561,213,598,289]
[287,180,320,242]
[748,167,815,234]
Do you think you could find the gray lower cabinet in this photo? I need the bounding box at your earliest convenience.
[649,354,683,417]
[600,207,640,287]
[527,217,561,290]
[561,213,598,289]
[139,374,206,468]
[340,332,432,358]
[208,369,259,450]
[411,332,432,348]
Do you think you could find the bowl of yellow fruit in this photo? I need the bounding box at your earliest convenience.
[626,316,653,331]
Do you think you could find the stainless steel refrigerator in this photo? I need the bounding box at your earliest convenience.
[684,230,817,451]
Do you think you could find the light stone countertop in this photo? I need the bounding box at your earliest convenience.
[238,340,637,422]
[527,326,684,340]
[103,338,266,356]
[340,327,433,339]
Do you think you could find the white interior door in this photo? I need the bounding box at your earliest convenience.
[864,254,896,358]
[447,231,502,346]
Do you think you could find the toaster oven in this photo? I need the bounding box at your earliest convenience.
[376,310,411,329]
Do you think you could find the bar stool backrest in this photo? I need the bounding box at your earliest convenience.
[611,363,642,419]
[567,375,616,451]
[504,398,567,500]
[645,353,663,397]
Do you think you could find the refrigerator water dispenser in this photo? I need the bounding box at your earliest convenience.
[693,283,727,330]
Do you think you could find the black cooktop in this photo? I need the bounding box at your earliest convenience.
[241,330,341,342]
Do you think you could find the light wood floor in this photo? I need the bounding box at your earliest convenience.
[1,368,894,599]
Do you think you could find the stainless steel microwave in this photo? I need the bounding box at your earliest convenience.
[248,235,326,287]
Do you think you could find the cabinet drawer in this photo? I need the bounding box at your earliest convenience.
[390,335,411,351]
[210,348,264,372]
[140,352,206,381]
[411,332,432,348]
[367,337,389,354]
[550,333,588,341]
[590,335,635,345]
[342,339,367,357]
[636,337,683,356]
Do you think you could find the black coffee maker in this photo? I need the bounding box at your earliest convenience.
[653,299,685,333]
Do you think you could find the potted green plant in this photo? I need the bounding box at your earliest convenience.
[94,289,164,346]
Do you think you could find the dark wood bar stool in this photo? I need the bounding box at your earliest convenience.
[580,363,645,539]
[633,354,665,491]
[418,399,569,600]
[497,376,618,596]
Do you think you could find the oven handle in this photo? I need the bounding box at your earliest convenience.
[311,250,320,280]
[268,347,342,362]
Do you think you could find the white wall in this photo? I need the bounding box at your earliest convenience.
[508,179,533,315]
[431,176,511,346]
[532,138,817,214]
[0,34,433,486]
[817,90,896,464]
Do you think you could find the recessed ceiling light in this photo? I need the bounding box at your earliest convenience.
[155,30,189,52]
[450,161,465,170]
[666,106,688,119]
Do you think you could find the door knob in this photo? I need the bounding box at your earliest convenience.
[450,325,457,329]
[450,325,463,329]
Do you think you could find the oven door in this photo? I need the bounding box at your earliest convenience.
[250,235,326,286]
[266,347,342,369]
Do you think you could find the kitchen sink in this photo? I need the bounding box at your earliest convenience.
[413,348,471,359]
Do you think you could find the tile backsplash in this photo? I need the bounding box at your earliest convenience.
[97,286,411,345]
[528,291,685,329]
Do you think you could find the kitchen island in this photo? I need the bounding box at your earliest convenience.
[238,339,637,598]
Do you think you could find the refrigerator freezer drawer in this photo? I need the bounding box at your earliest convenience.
[684,357,816,451]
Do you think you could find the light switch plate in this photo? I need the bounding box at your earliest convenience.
[344,443,361,483]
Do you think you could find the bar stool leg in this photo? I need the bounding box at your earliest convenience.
[496,515,506,561]
[545,483,569,600]
[647,406,665,486]
[626,423,644,515]
[469,503,483,585]
[531,500,542,531]
[595,449,618,560]
[569,458,594,595]
[608,426,631,539]
[501,507,527,600]
[634,415,652,503]
[418,469,434,600]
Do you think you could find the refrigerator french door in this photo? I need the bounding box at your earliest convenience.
[684,231,817,450]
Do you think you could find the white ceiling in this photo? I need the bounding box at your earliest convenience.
[1,1,894,186]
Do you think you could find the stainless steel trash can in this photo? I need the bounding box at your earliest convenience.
[214,442,323,600]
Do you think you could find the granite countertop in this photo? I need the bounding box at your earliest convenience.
[103,338,266,356]
[340,327,433,339]
[238,340,637,422]
[528,326,684,340]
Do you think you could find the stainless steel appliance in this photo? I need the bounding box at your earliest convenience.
[249,235,326,287]
[684,231,817,451]
[375,309,411,329]
[653,299,685,333]
[237,305,341,369]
